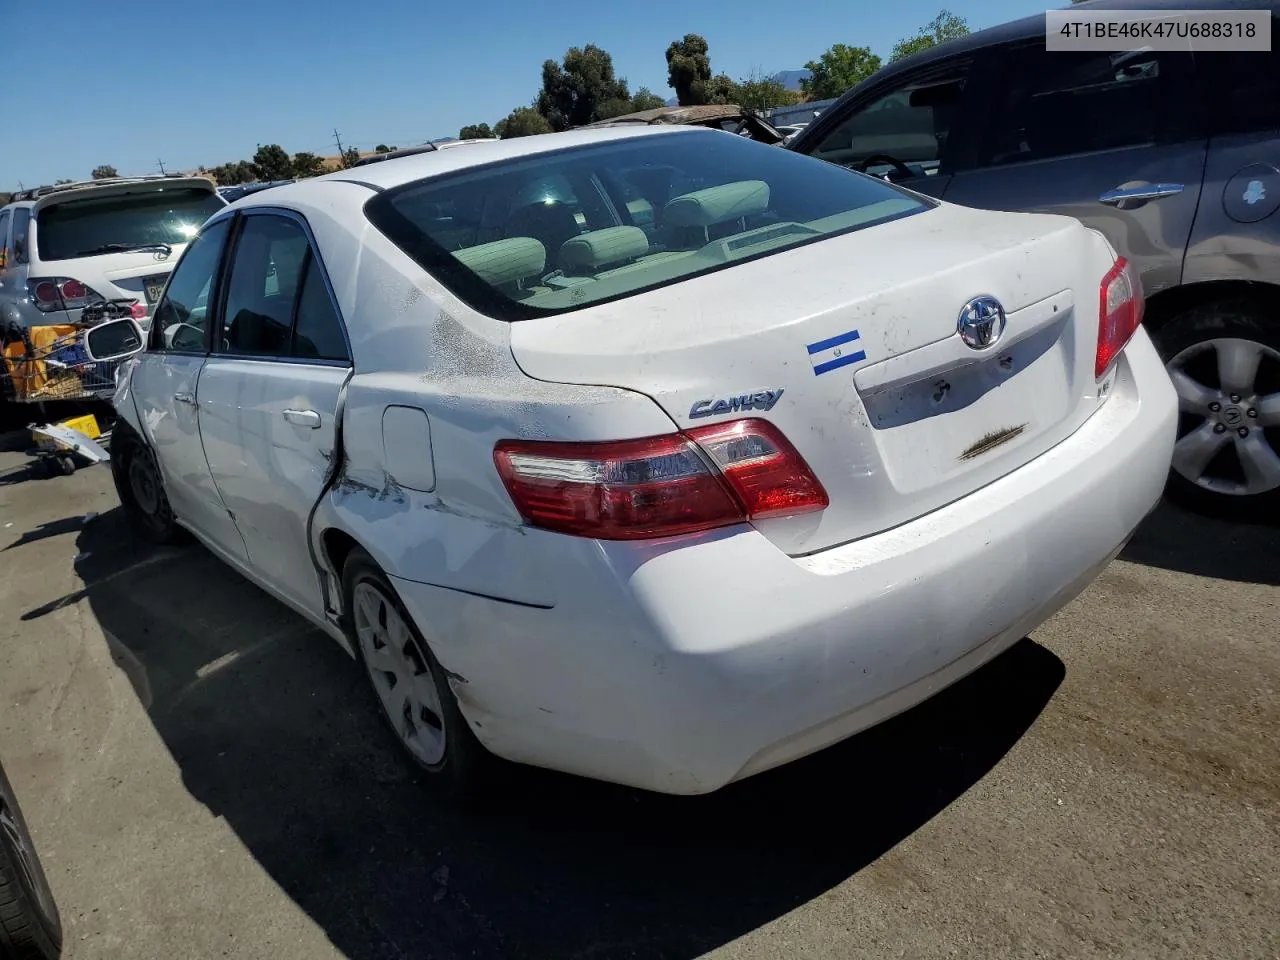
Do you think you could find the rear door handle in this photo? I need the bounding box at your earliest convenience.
[174,391,196,406]
[1099,183,1184,206]
[283,408,322,429]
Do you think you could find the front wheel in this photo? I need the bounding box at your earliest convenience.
[341,549,500,804]
[1153,301,1280,520]
[0,762,63,960]
[110,423,190,545]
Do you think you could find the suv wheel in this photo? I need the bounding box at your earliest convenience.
[1154,301,1280,520]
[0,763,62,960]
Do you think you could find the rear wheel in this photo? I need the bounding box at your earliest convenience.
[1153,301,1280,520]
[0,763,62,960]
[341,549,499,804]
[110,422,190,545]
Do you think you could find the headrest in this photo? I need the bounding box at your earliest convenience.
[663,180,770,228]
[453,237,546,287]
[559,226,650,273]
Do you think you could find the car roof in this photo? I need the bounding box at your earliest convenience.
[233,125,701,203]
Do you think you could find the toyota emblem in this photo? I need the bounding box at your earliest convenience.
[957,296,1007,350]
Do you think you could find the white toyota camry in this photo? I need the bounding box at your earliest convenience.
[105,125,1177,798]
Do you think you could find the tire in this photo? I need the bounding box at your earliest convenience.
[1152,301,1280,522]
[0,762,62,960]
[341,548,499,804]
[109,422,190,545]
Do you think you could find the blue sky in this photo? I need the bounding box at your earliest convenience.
[3,0,1048,190]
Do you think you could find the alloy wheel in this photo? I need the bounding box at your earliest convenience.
[1167,337,1280,496]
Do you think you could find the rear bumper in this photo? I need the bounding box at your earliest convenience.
[393,330,1177,794]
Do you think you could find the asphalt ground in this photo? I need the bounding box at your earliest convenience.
[0,440,1276,960]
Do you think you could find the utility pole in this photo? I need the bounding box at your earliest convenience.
[332,128,346,157]
[157,158,167,175]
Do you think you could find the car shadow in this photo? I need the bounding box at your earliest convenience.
[1120,499,1280,586]
[59,507,1065,960]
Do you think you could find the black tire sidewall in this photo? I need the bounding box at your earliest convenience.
[340,549,495,802]
[0,762,62,958]
[110,423,186,545]
[1151,302,1280,521]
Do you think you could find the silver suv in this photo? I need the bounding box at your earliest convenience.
[0,175,225,336]
[788,0,1280,520]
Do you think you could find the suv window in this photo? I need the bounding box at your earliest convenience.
[979,47,1171,167]
[807,64,971,175]
[12,209,31,263]
[0,211,10,269]
[36,187,224,261]
[220,214,349,362]
[152,217,232,352]
[1199,28,1280,136]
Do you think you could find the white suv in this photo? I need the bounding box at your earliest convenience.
[0,176,226,335]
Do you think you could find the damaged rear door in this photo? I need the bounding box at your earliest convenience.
[196,210,353,615]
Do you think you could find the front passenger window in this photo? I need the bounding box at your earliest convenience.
[152,218,232,352]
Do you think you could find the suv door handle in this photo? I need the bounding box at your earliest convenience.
[1099,183,1184,206]
[282,408,322,429]
[174,391,196,406]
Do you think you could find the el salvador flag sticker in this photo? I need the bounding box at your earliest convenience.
[807,329,866,376]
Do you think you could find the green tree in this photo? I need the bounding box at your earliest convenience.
[706,73,737,105]
[890,9,970,62]
[666,33,713,105]
[727,74,802,113]
[341,147,361,168]
[630,87,666,111]
[209,161,256,185]
[802,44,882,100]
[495,106,554,139]
[91,165,118,179]
[374,143,391,153]
[292,152,325,178]
[536,44,631,130]
[253,144,293,180]
[55,178,73,185]
[458,123,494,139]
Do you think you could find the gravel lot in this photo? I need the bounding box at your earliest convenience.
[0,439,1276,960]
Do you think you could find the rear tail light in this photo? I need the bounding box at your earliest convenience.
[27,277,104,313]
[1095,256,1144,379]
[493,418,828,540]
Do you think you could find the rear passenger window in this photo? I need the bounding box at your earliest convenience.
[12,209,30,263]
[1200,35,1280,136]
[219,213,349,363]
[0,211,11,269]
[979,47,1176,166]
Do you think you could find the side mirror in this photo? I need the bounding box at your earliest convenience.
[84,317,146,362]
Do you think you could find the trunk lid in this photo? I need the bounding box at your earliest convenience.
[509,202,1118,555]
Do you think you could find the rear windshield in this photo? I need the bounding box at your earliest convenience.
[36,187,225,261]
[365,131,929,320]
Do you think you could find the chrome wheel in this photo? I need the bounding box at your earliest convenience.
[352,582,447,767]
[1168,337,1280,496]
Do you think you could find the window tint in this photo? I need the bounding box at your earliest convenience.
[808,65,971,175]
[12,209,30,263]
[366,131,929,320]
[1199,30,1280,136]
[152,217,231,352]
[979,48,1169,167]
[291,259,349,361]
[36,188,224,261]
[221,216,310,356]
[219,214,349,362]
[0,211,10,269]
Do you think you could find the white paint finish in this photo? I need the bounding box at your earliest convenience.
[381,406,436,492]
[393,334,1176,794]
[129,353,248,561]
[197,359,347,613]
[120,129,1182,794]
[509,202,1119,555]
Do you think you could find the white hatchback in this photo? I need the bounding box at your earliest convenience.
[107,125,1177,799]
